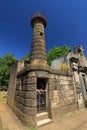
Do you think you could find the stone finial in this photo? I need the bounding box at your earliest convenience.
[74,45,84,55]
[31,11,47,28]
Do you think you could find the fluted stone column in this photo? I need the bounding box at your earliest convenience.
[29,12,50,71]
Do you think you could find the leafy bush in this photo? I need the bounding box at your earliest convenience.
[47,45,70,66]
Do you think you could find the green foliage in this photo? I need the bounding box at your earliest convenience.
[29,128,37,130]
[23,54,30,67]
[0,54,16,88]
[47,45,70,66]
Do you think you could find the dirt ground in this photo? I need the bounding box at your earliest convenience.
[38,110,87,130]
[1,92,87,130]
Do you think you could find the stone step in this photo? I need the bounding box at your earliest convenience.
[36,112,49,121]
[37,118,52,127]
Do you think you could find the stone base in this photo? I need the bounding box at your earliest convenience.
[14,106,37,128]
[29,63,51,72]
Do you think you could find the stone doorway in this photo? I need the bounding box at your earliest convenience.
[37,78,48,113]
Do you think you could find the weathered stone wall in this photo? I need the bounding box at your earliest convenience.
[14,69,77,127]
[14,71,37,127]
[7,60,24,109]
[7,58,77,128]
[49,71,77,119]
[73,71,85,110]
[79,72,87,107]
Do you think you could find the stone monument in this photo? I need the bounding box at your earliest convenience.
[7,11,77,128]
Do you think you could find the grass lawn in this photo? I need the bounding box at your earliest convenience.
[0,91,6,103]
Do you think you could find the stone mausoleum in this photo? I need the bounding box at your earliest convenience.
[7,12,87,128]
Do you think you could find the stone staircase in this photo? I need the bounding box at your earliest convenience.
[36,112,52,127]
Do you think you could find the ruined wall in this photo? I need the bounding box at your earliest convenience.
[49,71,77,119]
[7,60,24,109]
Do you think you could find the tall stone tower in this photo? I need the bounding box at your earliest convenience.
[7,11,78,129]
[29,12,49,71]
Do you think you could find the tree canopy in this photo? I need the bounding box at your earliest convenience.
[47,45,70,66]
[0,54,16,89]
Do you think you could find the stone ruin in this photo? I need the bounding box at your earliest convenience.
[7,12,87,128]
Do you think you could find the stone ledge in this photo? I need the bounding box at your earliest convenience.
[37,118,52,127]
[51,69,73,76]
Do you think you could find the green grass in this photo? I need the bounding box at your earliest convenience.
[29,128,37,130]
[0,91,6,103]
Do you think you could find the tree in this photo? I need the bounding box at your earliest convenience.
[23,54,30,67]
[0,54,16,89]
[47,45,70,66]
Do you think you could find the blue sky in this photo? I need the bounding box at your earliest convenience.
[0,0,87,59]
